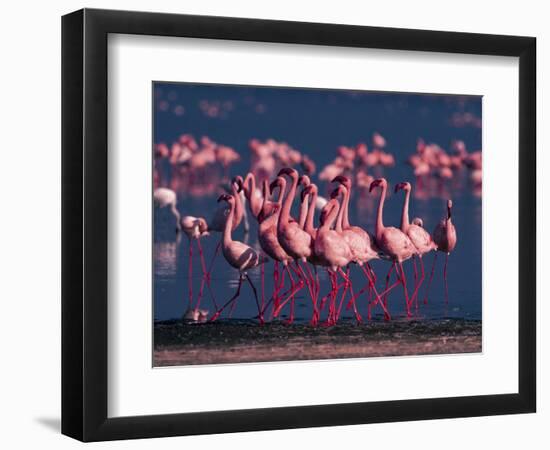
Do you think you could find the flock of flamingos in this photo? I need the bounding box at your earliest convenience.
[153,132,478,326]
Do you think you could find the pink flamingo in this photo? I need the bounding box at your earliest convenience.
[313,197,354,325]
[424,200,457,303]
[330,181,390,321]
[206,177,246,279]
[394,182,437,306]
[210,194,267,323]
[272,172,317,323]
[242,172,264,219]
[257,177,302,321]
[369,178,416,317]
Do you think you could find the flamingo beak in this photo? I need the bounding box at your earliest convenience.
[331,175,348,184]
[369,179,382,192]
[330,188,341,199]
[394,182,405,193]
[301,185,312,202]
[217,194,230,203]
[277,167,294,177]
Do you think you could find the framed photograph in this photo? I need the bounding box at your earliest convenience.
[62,8,536,441]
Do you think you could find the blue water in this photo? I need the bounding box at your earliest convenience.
[153,83,482,322]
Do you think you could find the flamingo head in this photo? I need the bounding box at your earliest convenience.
[217,194,233,204]
[232,175,244,193]
[301,184,316,202]
[277,167,297,178]
[197,218,209,234]
[330,184,347,199]
[411,217,424,227]
[394,181,411,193]
[331,175,351,189]
[369,178,386,192]
[298,174,311,187]
[269,176,284,195]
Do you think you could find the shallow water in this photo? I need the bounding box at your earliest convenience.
[153,84,482,323]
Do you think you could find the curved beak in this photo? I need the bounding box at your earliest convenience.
[331,175,348,184]
[369,179,382,192]
[301,185,313,202]
[394,182,406,193]
[217,194,230,203]
[277,167,295,177]
[269,180,279,195]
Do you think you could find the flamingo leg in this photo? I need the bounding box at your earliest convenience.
[188,238,193,307]
[410,256,426,307]
[260,262,265,320]
[210,274,243,322]
[195,238,209,284]
[206,239,222,281]
[443,253,450,303]
[337,267,362,323]
[296,262,318,325]
[413,256,418,310]
[423,253,438,304]
[359,265,391,320]
[272,266,302,320]
[398,262,412,317]
[244,273,264,325]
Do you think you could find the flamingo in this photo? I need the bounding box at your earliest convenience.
[179,215,210,308]
[369,178,416,317]
[210,194,267,323]
[330,182,390,321]
[153,187,181,232]
[257,177,301,321]
[205,176,246,279]
[313,197,354,325]
[242,172,263,219]
[271,172,317,323]
[394,182,437,306]
[425,200,457,303]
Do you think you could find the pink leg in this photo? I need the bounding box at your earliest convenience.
[260,262,265,319]
[398,262,412,317]
[206,240,222,280]
[338,267,362,323]
[410,256,426,307]
[360,264,391,320]
[188,238,193,307]
[413,256,418,310]
[272,266,303,319]
[244,273,263,325]
[196,238,209,283]
[423,253,438,305]
[296,262,318,324]
[444,253,450,303]
[210,274,243,322]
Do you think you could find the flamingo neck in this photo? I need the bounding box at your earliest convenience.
[400,189,411,231]
[375,184,387,239]
[343,185,351,229]
[223,201,234,244]
[320,202,339,231]
[245,174,261,218]
[298,191,309,229]
[335,194,345,232]
[231,183,243,223]
[305,189,317,234]
[279,174,296,228]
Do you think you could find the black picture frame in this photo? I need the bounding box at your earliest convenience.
[62,8,536,442]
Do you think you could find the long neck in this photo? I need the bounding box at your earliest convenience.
[320,202,339,231]
[400,189,411,231]
[260,180,270,215]
[305,189,317,234]
[335,195,344,232]
[223,201,235,244]
[375,184,387,238]
[298,191,309,229]
[279,175,296,227]
[343,186,351,229]
[231,183,243,225]
[245,174,261,218]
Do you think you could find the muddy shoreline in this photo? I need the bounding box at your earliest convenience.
[154,318,481,366]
